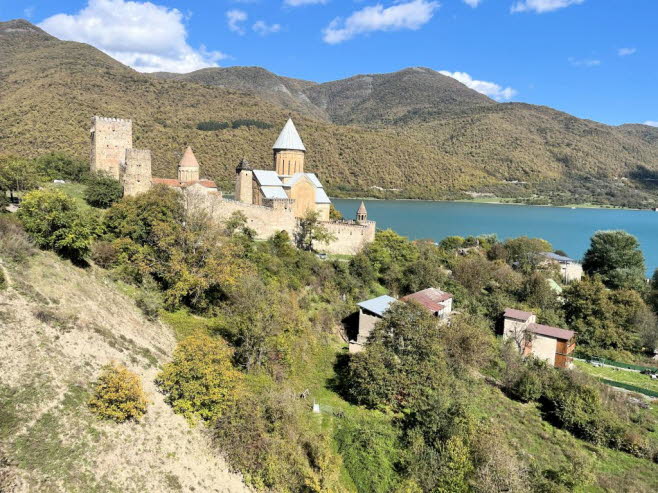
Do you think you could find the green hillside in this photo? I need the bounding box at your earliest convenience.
[3,19,658,206]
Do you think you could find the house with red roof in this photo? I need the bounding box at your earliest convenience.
[401,288,453,319]
[502,308,576,369]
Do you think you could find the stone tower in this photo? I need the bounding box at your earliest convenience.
[177,146,200,182]
[356,201,368,223]
[273,118,306,176]
[90,116,133,179]
[235,158,253,204]
[123,149,152,197]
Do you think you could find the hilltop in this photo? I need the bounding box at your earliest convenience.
[2,19,658,205]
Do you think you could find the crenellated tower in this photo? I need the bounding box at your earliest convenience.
[90,116,133,179]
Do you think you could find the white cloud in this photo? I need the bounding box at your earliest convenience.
[227,9,248,34]
[24,6,35,18]
[618,47,636,57]
[511,0,584,14]
[253,20,281,36]
[285,0,329,6]
[645,121,658,127]
[439,71,517,101]
[568,57,600,67]
[39,0,226,73]
[463,0,482,7]
[322,0,439,44]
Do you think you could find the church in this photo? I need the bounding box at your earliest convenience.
[234,118,331,221]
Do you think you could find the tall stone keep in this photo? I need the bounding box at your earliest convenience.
[177,146,200,182]
[235,158,253,204]
[123,149,152,196]
[273,118,306,176]
[90,116,132,179]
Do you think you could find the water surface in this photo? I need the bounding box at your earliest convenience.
[333,199,658,275]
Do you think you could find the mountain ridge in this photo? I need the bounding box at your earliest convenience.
[2,19,658,206]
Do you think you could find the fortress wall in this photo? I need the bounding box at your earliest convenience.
[189,194,298,240]
[123,149,152,197]
[315,220,376,255]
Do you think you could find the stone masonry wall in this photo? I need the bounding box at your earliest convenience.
[123,149,152,197]
[90,116,132,179]
[186,191,374,255]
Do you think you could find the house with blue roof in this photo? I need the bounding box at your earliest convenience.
[538,252,583,283]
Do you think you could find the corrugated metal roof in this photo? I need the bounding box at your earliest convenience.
[503,308,534,321]
[540,252,575,263]
[261,186,289,200]
[273,118,306,151]
[402,288,451,313]
[253,169,283,187]
[315,188,331,204]
[528,323,575,341]
[357,295,397,317]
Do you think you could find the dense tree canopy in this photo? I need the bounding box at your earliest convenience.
[582,230,646,291]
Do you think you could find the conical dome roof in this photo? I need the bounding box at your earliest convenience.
[357,201,367,214]
[273,118,306,152]
[179,146,199,168]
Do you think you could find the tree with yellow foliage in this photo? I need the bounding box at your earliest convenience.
[88,363,149,422]
[156,335,242,423]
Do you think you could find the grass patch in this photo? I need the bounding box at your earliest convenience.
[160,309,211,341]
[575,361,658,394]
[42,182,91,211]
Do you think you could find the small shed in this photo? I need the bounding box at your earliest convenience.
[350,295,396,353]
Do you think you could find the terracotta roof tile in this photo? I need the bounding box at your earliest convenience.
[528,323,575,341]
[503,308,534,321]
[401,288,452,313]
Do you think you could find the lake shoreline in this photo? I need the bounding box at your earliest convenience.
[330,195,648,212]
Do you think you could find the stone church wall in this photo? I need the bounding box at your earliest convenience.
[315,220,377,255]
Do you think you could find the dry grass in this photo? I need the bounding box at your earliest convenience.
[0,251,249,492]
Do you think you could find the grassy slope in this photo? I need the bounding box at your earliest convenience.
[0,252,248,492]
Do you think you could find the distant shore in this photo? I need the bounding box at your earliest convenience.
[330,195,648,212]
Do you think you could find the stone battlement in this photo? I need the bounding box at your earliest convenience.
[92,115,132,124]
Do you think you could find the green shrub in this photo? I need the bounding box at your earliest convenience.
[135,283,163,321]
[156,335,243,423]
[88,363,149,422]
[84,173,123,208]
[17,189,93,261]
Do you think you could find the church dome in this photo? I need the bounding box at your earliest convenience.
[272,118,306,152]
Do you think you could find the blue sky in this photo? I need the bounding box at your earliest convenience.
[2,0,657,126]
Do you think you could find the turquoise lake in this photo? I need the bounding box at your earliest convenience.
[332,199,658,275]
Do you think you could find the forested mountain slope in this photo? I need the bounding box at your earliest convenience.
[3,19,658,205]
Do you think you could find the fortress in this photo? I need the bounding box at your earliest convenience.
[89,116,376,254]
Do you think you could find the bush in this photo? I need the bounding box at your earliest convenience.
[0,269,6,290]
[90,241,118,268]
[0,216,34,263]
[156,335,243,423]
[88,363,149,422]
[84,172,123,208]
[196,120,230,131]
[136,278,163,321]
[17,189,93,261]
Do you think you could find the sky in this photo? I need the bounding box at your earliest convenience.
[1,0,657,126]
